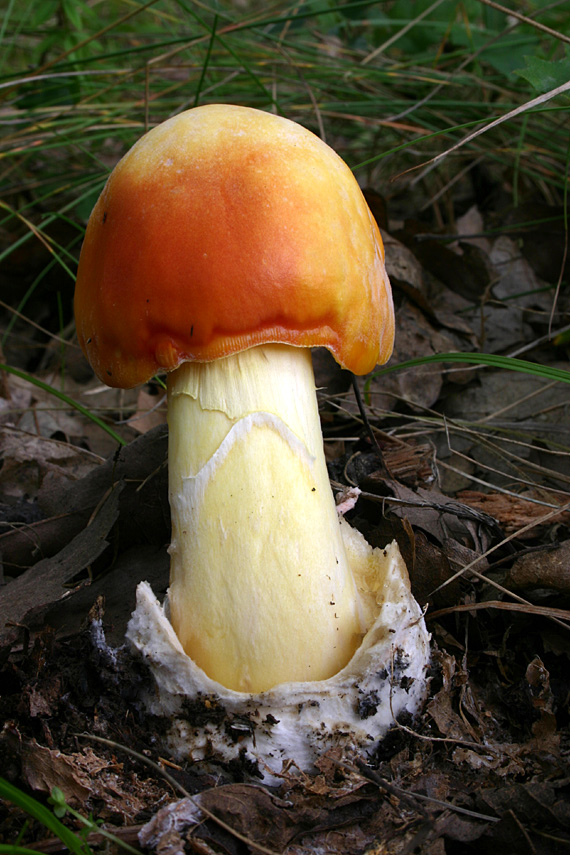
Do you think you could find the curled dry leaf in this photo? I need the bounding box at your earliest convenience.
[362,301,458,412]
[0,482,124,642]
[383,480,500,552]
[22,741,91,806]
[381,229,426,295]
[21,742,161,821]
[139,780,381,855]
[0,426,100,504]
[382,228,477,345]
[525,655,558,749]
[479,781,570,831]
[0,424,169,574]
[138,798,204,855]
[505,539,570,592]
[394,218,491,303]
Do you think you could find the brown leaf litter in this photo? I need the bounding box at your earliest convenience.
[2,200,570,853]
[1,423,570,854]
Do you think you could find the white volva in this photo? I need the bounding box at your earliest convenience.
[127,344,430,780]
[128,522,430,783]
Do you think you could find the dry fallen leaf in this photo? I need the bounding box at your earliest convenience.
[505,539,570,592]
[363,301,458,412]
[0,481,124,642]
[21,741,162,821]
[0,426,101,504]
[1,424,169,574]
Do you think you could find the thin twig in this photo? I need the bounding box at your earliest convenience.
[0,299,79,349]
[339,759,500,823]
[76,734,281,855]
[396,79,570,179]
[361,0,448,65]
[429,599,570,624]
[351,376,389,471]
[475,0,570,46]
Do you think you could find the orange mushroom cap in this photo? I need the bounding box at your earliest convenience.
[74,104,394,388]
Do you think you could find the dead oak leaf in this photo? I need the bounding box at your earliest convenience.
[22,741,158,822]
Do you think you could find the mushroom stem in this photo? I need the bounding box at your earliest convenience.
[167,343,365,693]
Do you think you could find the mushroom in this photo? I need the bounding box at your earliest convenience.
[74,104,430,779]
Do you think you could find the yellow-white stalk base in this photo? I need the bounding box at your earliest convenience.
[127,520,430,783]
[166,345,366,693]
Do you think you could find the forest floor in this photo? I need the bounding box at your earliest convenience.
[1,182,570,855]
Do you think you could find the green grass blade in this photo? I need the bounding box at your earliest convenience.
[0,363,127,447]
[372,352,570,385]
[193,13,218,108]
[0,778,89,855]
[0,847,61,855]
